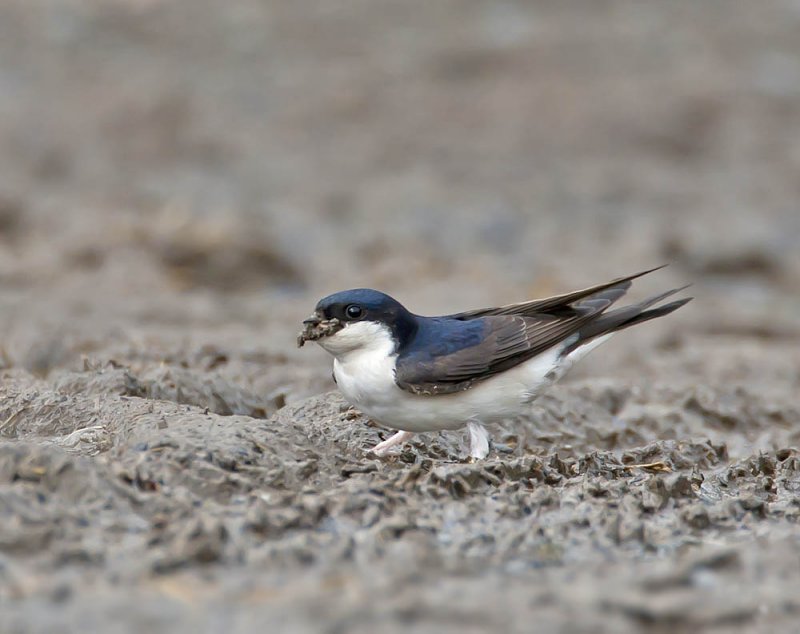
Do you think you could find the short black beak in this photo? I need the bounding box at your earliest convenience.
[303,313,322,327]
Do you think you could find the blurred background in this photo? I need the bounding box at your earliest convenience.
[1,0,799,397]
[2,2,800,632]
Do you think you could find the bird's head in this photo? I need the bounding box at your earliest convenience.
[298,288,416,356]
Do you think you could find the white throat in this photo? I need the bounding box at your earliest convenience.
[315,320,397,360]
[318,321,399,412]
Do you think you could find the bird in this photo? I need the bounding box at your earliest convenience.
[298,266,691,460]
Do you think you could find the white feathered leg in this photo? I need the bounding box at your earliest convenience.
[370,430,414,456]
[467,421,490,460]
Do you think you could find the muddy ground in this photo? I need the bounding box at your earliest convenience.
[1,1,800,632]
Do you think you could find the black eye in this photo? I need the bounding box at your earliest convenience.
[345,304,363,319]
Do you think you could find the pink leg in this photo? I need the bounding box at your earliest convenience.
[370,430,414,456]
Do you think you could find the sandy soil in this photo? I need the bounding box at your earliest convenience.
[1,1,799,632]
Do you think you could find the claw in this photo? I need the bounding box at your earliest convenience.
[370,430,414,457]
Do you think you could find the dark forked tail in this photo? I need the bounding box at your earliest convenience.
[562,285,692,356]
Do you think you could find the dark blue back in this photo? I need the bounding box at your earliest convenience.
[398,316,488,360]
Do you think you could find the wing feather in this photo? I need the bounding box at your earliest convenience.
[395,308,604,395]
[448,265,666,320]
[394,267,675,396]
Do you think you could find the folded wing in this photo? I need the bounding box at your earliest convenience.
[394,267,690,396]
[394,309,594,395]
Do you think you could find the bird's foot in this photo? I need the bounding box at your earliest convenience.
[370,430,414,457]
[466,421,490,461]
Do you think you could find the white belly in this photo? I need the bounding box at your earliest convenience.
[333,343,569,433]
[322,320,613,434]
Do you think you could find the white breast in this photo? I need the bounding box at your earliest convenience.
[320,321,612,434]
[323,321,401,413]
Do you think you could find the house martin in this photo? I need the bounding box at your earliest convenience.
[298,266,691,460]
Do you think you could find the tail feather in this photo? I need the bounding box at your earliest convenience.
[563,286,692,355]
